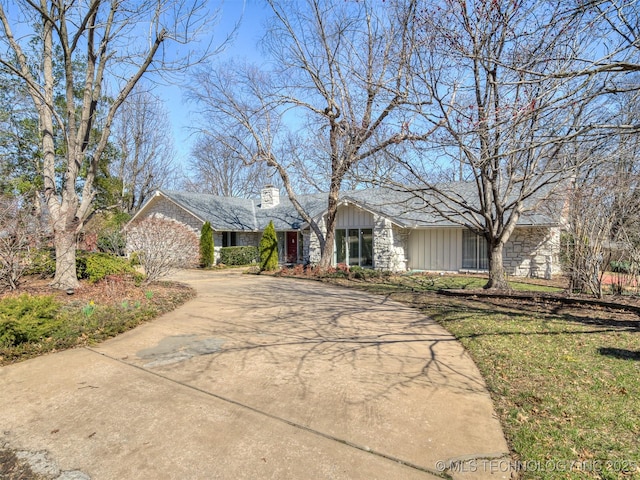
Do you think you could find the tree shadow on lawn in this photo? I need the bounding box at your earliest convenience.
[598,347,640,361]
[433,295,640,336]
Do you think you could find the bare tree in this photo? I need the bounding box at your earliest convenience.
[0,194,43,291]
[563,91,640,297]
[184,132,267,197]
[386,0,609,289]
[189,0,436,269]
[0,0,215,290]
[111,84,177,214]
[569,1,640,133]
[577,1,640,75]
[564,147,640,297]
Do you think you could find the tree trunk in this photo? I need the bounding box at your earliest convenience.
[484,241,509,290]
[318,224,335,270]
[51,229,79,290]
[317,179,340,270]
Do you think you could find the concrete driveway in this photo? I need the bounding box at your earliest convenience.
[0,269,511,479]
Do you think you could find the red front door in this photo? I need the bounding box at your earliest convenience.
[286,231,298,263]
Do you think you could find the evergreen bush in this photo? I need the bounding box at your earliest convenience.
[199,221,215,268]
[76,252,137,283]
[220,246,258,266]
[259,221,279,271]
[0,294,61,347]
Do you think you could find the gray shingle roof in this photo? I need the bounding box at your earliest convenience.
[343,185,558,227]
[157,183,559,232]
[159,190,328,231]
[160,191,258,230]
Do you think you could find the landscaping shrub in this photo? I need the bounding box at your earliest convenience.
[76,251,138,283]
[97,230,127,256]
[321,266,350,279]
[128,251,141,266]
[126,215,199,283]
[349,265,390,280]
[259,221,279,271]
[199,222,214,268]
[0,195,40,290]
[26,248,56,277]
[0,295,61,347]
[220,246,258,266]
[610,260,632,274]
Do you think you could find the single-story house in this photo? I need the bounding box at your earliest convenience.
[127,184,562,278]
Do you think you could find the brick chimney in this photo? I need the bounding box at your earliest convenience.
[260,185,280,208]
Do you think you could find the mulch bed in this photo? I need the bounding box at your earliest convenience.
[0,274,193,308]
[437,289,640,317]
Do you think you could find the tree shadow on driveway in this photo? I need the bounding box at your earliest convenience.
[107,272,508,471]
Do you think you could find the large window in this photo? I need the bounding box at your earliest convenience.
[335,228,373,267]
[462,230,488,270]
[222,232,237,247]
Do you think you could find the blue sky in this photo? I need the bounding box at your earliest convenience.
[161,0,270,167]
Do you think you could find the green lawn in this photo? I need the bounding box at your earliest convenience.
[328,274,640,480]
[430,301,640,479]
[396,272,564,293]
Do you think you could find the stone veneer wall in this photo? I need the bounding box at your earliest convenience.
[373,216,407,272]
[503,227,561,279]
[304,220,325,265]
[142,196,203,232]
[304,217,408,272]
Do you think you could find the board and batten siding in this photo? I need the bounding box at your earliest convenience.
[335,205,374,228]
[407,228,462,271]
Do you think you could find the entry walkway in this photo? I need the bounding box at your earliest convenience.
[0,269,511,479]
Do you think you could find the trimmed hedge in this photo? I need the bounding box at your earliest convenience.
[219,246,259,266]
